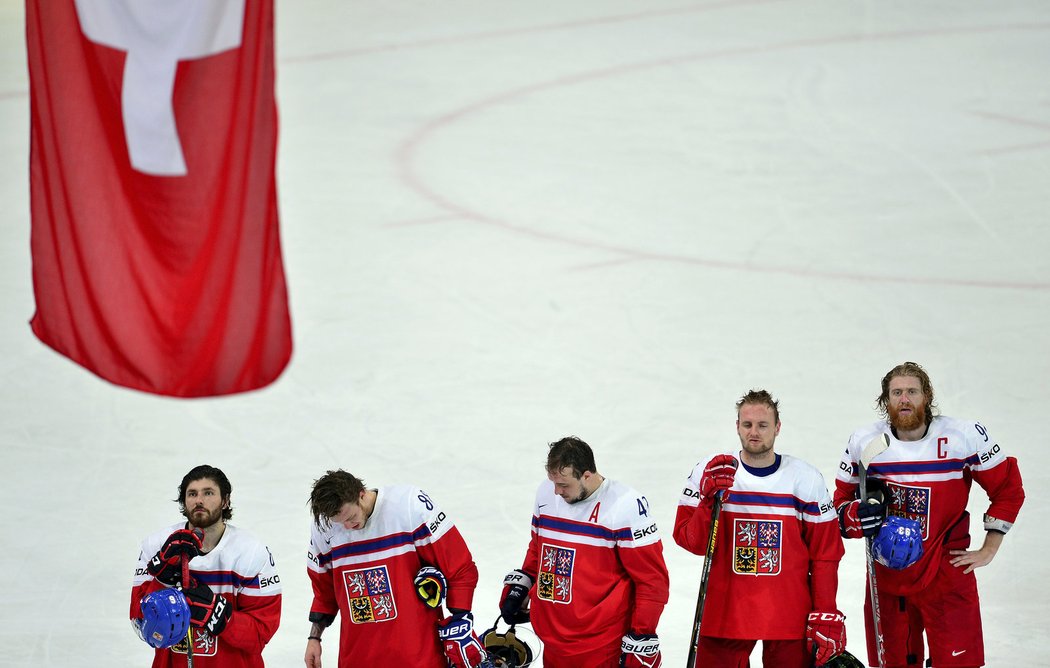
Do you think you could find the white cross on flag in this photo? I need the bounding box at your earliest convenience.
[26,0,292,396]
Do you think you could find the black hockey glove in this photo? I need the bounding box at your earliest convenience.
[183,582,232,636]
[498,569,533,625]
[146,529,203,586]
[414,566,447,609]
[837,479,889,539]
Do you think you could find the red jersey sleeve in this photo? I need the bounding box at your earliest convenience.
[219,590,281,654]
[673,498,715,556]
[973,455,1024,530]
[619,541,669,634]
[416,524,479,612]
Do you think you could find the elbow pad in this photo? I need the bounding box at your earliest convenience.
[308,611,336,628]
[983,514,1012,535]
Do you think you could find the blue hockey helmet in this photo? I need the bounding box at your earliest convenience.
[872,515,924,570]
[134,588,191,649]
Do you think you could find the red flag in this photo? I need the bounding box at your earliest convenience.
[26,0,292,397]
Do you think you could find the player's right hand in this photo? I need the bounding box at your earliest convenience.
[837,480,888,539]
[498,569,533,624]
[698,454,738,503]
[146,529,204,585]
[414,566,447,609]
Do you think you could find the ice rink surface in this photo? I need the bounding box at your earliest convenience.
[1,1,1048,665]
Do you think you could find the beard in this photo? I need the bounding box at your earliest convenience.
[184,505,224,529]
[889,402,926,431]
[562,487,589,504]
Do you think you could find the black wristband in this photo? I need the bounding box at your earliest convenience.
[308,635,322,642]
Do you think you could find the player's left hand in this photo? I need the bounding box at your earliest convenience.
[806,609,846,666]
[437,611,488,668]
[183,582,233,636]
[949,545,997,573]
[620,631,661,668]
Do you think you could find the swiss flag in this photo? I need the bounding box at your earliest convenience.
[26,0,292,397]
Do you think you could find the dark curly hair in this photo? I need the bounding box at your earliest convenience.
[546,436,597,479]
[309,469,367,528]
[177,464,233,520]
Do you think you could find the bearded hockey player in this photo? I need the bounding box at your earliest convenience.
[499,436,669,668]
[834,362,1024,668]
[130,465,282,668]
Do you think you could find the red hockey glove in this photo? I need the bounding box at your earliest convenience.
[438,611,487,668]
[620,631,661,668]
[146,529,203,586]
[183,582,232,636]
[498,569,533,624]
[414,566,447,609]
[698,454,738,503]
[806,609,846,666]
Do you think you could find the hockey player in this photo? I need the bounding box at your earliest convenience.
[834,362,1025,668]
[498,436,670,668]
[305,469,489,668]
[131,465,282,667]
[675,390,846,668]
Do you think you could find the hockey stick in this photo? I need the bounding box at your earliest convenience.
[685,490,727,668]
[182,553,195,668]
[859,433,890,668]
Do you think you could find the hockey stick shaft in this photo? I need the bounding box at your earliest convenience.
[860,434,889,668]
[864,533,885,668]
[685,491,725,668]
[182,555,195,668]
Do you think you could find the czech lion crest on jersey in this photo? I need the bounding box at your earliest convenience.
[172,629,218,657]
[732,519,782,576]
[343,565,397,623]
[887,482,931,539]
[537,544,575,604]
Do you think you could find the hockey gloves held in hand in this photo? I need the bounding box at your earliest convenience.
[438,611,488,668]
[620,632,661,668]
[499,569,533,624]
[806,609,846,666]
[146,529,204,586]
[838,479,889,539]
[698,454,738,504]
[183,582,232,636]
[414,566,447,609]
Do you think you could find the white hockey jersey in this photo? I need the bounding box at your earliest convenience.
[131,523,281,668]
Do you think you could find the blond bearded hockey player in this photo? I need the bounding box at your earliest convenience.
[305,469,490,668]
[675,390,846,668]
[130,465,282,668]
[834,362,1025,668]
[499,436,670,668]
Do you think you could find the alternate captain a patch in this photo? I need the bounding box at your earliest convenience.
[888,482,931,539]
[537,544,575,604]
[343,565,398,623]
[732,519,782,576]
